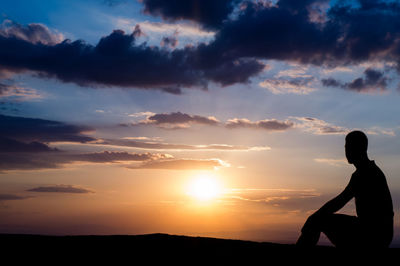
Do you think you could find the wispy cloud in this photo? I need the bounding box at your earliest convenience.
[128,111,156,118]
[27,185,94,194]
[136,111,220,129]
[291,117,348,135]
[259,77,317,95]
[314,158,348,167]
[67,151,172,163]
[128,158,230,170]
[225,118,294,131]
[100,138,270,151]
[0,83,42,101]
[366,127,396,137]
[220,188,323,212]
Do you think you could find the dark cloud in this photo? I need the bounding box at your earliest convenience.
[141,0,241,30]
[203,58,266,86]
[3,1,400,93]
[140,111,220,128]
[194,1,339,66]
[0,113,269,171]
[0,114,174,170]
[194,0,400,71]
[0,23,264,93]
[322,68,388,92]
[0,137,58,152]
[160,35,178,49]
[0,114,95,143]
[0,153,61,171]
[159,86,182,95]
[346,68,388,92]
[129,158,228,170]
[321,77,342,87]
[0,194,32,201]
[27,185,94,194]
[225,118,294,131]
[0,149,173,172]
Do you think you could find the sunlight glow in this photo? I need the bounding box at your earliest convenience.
[186,174,222,201]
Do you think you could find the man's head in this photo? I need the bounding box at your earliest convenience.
[345,130,368,164]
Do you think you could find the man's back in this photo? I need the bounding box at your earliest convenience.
[350,160,393,222]
[349,160,393,246]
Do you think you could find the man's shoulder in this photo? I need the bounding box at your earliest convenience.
[370,160,385,175]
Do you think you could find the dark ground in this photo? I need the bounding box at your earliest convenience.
[1,233,397,263]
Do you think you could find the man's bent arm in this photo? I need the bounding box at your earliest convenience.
[314,180,354,216]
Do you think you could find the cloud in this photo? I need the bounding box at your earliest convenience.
[0,21,264,93]
[141,0,242,30]
[133,112,294,131]
[366,127,396,137]
[314,158,348,167]
[3,1,400,94]
[225,118,294,131]
[129,158,230,170]
[0,114,270,171]
[27,185,94,194]
[0,114,95,143]
[0,137,58,153]
[292,117,348,135]
[0,149,174,172]
[69,151,172,163]
[222,188,323,212]
[135,20,215,38]
[0,20,63,45]
[128,111,156,117]
[160,34,179,49]
[100,138,270,151]
[321,77,342,88]
[138,111,220,128]
[275,66,312,79]
[0,83,42,101]
[322,68,389,92]
[259,77,317,94]
[0,194,32,201]
[0,153,61,171]
[193,0,400,74]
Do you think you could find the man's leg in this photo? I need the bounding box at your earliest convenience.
[321,214,360,248]
[296,213,324,247]
[296,213,360,247]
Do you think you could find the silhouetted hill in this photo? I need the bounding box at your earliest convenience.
[1,233,397,263]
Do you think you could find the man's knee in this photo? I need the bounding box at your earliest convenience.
[302,213,329,233]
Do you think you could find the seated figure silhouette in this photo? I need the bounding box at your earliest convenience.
[296,130,394,248]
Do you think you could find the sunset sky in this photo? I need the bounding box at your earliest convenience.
[1,0,400,246]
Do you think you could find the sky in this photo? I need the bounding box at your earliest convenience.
[1,0,400,246]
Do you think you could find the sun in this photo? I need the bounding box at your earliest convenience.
[186,174,222,201]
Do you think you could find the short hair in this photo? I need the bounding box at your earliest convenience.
[345,130,368,152]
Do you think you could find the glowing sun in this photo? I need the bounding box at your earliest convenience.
[186,174,222,201]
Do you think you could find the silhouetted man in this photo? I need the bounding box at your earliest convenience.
[296,130,393,248]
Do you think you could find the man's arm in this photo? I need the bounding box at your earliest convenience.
[314,178,355,217]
